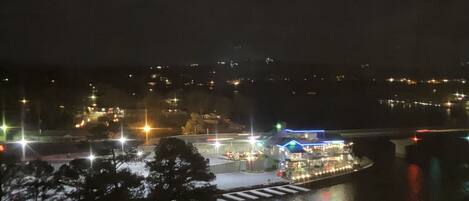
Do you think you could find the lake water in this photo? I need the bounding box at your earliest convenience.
[262,158,468,201]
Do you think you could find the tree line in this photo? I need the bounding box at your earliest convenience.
[0,138,217,201]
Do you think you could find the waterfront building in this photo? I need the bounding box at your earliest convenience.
[266,129,356,180]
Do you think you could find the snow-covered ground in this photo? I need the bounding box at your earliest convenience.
[212,171,288,190]
[43,153,286,191]
[121,162,150,177]
[121,161,288,190]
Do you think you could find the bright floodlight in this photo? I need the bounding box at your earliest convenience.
[0,124,8,132]
[143,125,151,133]
[118,136,127,144]
[248,136,256,145]
[88,154,96,161]
[137,151,143,156]
[214,141,221,148]
[17,139,28,147]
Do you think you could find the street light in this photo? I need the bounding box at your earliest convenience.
[16,137,29,161]
[17,138,28,147]
[0,124,8,133]
[118,124,127,151]
[214,141,221,150]
[87,153,95,161]
[142,109,152,142]
[118,136,127,144]
[143,125,151,133]
[248,136,256,145]
[88,153,96,167]
[137,151,143,157]
[275,123,282,131]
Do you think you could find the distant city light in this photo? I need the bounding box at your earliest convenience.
[17,138,29,147]
[411,136,420,143]
[445,101,452,107]
[19,98,28,104]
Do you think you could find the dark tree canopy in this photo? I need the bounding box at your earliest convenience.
[56,148,143,201]
[9,160,60,201]
[147,138,217,201]
[0,153,18,199]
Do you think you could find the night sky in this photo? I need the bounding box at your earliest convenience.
[1,0,469,69]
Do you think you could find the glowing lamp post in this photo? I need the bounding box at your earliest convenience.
[118,125,127,151]
[213,140,221,154]
[142,109,152,142]
[0,124,7,133]
[143,125,151,142]
[88,153,96,167]
[214,141,221,148]
[275,123,282,131]
[16,138,29,161]
[118,136,127,151]
[248,136,256,145]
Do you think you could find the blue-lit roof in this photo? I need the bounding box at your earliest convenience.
[278,139,327,147]
[276,139,345,153]
[281,140,305,153]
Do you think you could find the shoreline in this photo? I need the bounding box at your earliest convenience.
[217,158,374,194]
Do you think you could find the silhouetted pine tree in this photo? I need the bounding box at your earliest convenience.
[8,160,60,201]
[146,138,217,201]
[0,152,18,199]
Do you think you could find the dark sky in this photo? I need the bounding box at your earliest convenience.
[1,0,469,69]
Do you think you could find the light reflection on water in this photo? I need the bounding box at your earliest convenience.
[428,158,441,201]
[407,164,423,201]
[261,158,468,201]
[264,183,355,201]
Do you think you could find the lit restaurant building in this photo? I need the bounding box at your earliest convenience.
[266,129,356,181]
